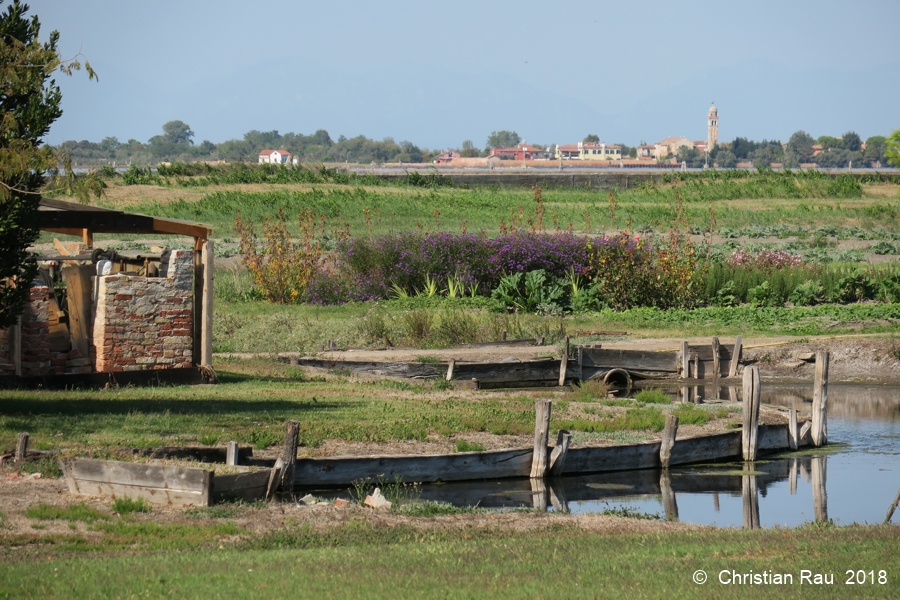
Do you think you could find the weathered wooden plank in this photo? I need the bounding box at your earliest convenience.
[548,430,571,477]
[579,348,678,372]
[729,336,743,377]
[452,360,561,383]
[742,366,761,461]
[293,359,440,379]
[226,441,239,466]
[690,344,733,363]
[70,480,208,507]
[212,470,271,503]
[282,420,299,489]
[562,442,661,475]
[62,265,95,366]
[69,458,208,490]
[558,336,569,386]
[452,338,535,348]
[15,432,29,462]
[292,448,534,487]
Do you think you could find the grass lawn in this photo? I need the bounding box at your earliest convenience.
[2,520,898,598]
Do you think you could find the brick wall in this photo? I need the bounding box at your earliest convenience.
[20,285,51,376]
[92,250,194,373]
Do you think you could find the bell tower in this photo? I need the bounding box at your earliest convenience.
[707,103,719,150]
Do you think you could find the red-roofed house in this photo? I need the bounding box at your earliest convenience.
[259,149,292,164]
[555,142,622,161]
[488,144,546,161]
[434,151,460,165]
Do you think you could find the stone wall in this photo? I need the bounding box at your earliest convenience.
[19,285,51,377]
[91,250,194,373]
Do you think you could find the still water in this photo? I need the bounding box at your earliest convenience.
[406,384,900,528]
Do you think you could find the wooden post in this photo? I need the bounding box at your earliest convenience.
[811,351,829,447]
[192,237,204,367]
[265,457,284,501]
[548,430,571,477]
[12,315,22,377]
[711,337,720,391]
[742,366,761,461]
[788,409,798,450]
[885,486,900,524]
[660,469,678,521]
[728,335,742,377]
[62,265,94,360]
[693,353,700,381]
[82,228,93,249]
[558,336,569,386]
[742,468,760,530]
[280,420,300,489]
[660,415,678,469]
[680,340,689,378]
[445,359,455,382]
[501,330,507,342]
[200,469,213,507]
[471,378,480,391]
[811,456,828,523]
[799,421,812,446]
[226,441,239,466]
[530,399,552,478]
[200,240,214,368]
[15,432,29,462]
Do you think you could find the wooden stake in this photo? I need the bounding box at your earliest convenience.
[742,366,761,461]
[660,414,678,469]
[711,337,720,390]
[558,336,569,386]
[728,335,743,377]
[501,330,507,342]
[200,240,214,368]
[548,430,571,476]
[812,351,829,447]
[788,408,798,450]
[445,359,455,381]
[280,420,300,490]
[693,353,700,381]
[799,421,811,446]
[82,228,93,249]
[811,456,828,523]
[680,340,689,378]
[265,457,284,501]
[15,432,29,462]
[192,237,204,367]
[62,266,94,360]
[885,486,900,524]
[226,441,239,466]
[530,399,552,478]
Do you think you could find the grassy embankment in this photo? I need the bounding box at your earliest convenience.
[2,516,898,598]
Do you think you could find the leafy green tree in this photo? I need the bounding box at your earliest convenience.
[485,130,520,151]
[162,120,194,145]
[841,131,861,152]
[715,149,737,168]
[460,139,478,158]
[98,135,120,155]
[583,134,599,143]
[785,130,815,166]
[886,129,900,168]
[864,135,887,165]
[816,135,842,150]
[0,0,96,328]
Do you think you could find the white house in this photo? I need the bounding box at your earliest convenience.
[258,149,292,164]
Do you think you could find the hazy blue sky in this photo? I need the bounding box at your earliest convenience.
[34,0,899,150]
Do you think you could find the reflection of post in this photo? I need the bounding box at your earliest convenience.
[681,340,690,378]
[789,458,798,495]
[531,477,548,511]
[660,469,678,521]
[681,386,691,404]
[812,351,830,447]
[742,468,760,530]
[811,456,828,523]
[742,366,761,461]
[548,481,568,513]
[713,492,720,512]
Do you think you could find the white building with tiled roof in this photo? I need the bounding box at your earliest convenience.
[258,149,292,164]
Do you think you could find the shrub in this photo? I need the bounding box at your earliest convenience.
[112,497,152,515]
[453,439,486,452]
[633,389,672,404]
[789,281,826,306]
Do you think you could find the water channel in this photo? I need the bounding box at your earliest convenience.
[313,383,900,528]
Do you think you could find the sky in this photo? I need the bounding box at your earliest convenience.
[33,0,900,150]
